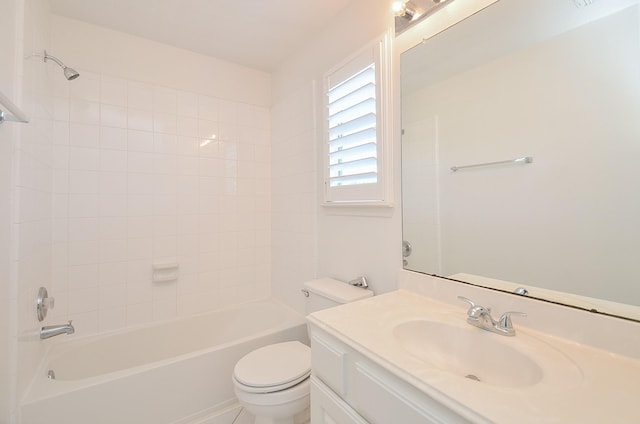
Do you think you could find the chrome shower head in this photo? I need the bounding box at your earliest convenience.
[42,51,80,81]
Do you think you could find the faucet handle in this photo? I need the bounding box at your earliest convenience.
[457,296,491,318]
[457,296,476,308]
[498,311,527,330]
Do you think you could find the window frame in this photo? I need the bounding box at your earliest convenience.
[322,33,393,207]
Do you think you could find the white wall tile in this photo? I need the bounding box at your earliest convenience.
[70,99,100,125]
[68,217,99,242]
[99,239,128,263]
[99,194,127,217]
[99,172,127,194]
[153,112,176,135]
[99,150,127,172]
[128,82,153,110]
[68,241,100,266]
[68,147,99,171]
[98,306,127,332]
[126,302,153,327]
[177,91,198,117]
[68,287,99,314]
[153,236,177,258]
[127,279,152,305]
[154,133,177,154]
[53,121,70,145]
[176,116,198,137]
[70,71,100,102]
[127,237,153,260]
[153,87,177,114]
[68,194,99,218]
[198,95,219,121]
[100,126,127,150]
[53,97,69,121]
[128,108,153,131]
[69,123,99,148]
[152,299,176,321]
[127,216,154,238]
[127,194,154,216]
[69,170,99,194]
[127,129,154,152]
[99,217,127,240]
[47,40,272,337]
[99,262,128,286]
[127,152,154,173]
[101,76,127,107]
[198,119,218,140]
[67,264,99,289]
[176,136,199,156]
[101,104,127,128]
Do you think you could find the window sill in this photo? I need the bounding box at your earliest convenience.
[321,201,395,217]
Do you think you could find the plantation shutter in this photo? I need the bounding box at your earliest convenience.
[327,63,378,188]
[323,36,391,206]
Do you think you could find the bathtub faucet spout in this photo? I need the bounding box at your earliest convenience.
[40,320,74,339]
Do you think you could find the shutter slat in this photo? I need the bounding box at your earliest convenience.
[329,112,376,141]
[326,61,378,190]
[329,157,377,178]
[329,127,376,152]
[328,66,375,104]
[329,142,377,165]
[329,97,376,130]
[329,172,378,187]
[329,83,375,116]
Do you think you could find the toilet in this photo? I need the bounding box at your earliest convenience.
[232,278,374,424]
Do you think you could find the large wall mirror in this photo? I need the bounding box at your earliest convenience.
[401,0,640,321]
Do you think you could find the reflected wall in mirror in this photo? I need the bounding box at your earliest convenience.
[401,0,640,320]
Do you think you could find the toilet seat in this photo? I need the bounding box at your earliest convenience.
[233,341,311,394]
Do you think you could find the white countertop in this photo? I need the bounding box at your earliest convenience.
[308,289,640,424]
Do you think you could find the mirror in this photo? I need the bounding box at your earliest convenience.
[401,0,640,321]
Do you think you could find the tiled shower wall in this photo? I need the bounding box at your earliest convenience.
[49,71,272,336]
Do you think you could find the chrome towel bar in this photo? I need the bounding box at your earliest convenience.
[451,156,532,172]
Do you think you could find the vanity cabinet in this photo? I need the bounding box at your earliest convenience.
[309,326,474,424]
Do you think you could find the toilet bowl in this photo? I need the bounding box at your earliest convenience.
[232,278,374,424]
[233,341,311,424]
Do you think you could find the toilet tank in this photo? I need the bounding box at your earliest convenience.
[303,278,374,314]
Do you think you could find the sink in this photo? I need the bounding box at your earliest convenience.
[393,320,544,388]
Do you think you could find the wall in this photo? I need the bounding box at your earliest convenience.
[46,16,272,336]
[271,0,400,314]
[0,0,20,419]
[0,0,57,420]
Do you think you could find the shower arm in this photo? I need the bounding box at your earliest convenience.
[29,50,80,80]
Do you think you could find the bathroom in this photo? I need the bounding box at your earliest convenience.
[1,0,639,423]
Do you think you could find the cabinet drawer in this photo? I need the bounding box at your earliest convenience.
[352,362,467,424]
[311,334,348,397]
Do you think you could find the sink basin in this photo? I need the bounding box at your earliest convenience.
[393,320,544,388]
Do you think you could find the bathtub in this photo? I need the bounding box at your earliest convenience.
[21,299,308,424]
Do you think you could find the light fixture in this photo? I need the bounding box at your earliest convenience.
[392,1,416,20]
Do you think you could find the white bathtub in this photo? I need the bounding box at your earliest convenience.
[21,299,308,424]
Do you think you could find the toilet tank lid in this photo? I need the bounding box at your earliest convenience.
[303,278,374,303]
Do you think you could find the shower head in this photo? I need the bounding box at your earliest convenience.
[42,51,80,80]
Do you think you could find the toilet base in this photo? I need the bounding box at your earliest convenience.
[234,378,310,424]
[251,406,309,424]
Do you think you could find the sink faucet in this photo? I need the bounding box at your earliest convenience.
[458,297,525,336]
[40,320,74,340]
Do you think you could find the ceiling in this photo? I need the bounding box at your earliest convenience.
[49,0,355,72]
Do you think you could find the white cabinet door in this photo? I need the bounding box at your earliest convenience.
[311,377,369,424]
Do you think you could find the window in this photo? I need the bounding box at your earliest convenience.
[323,35,392,205]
